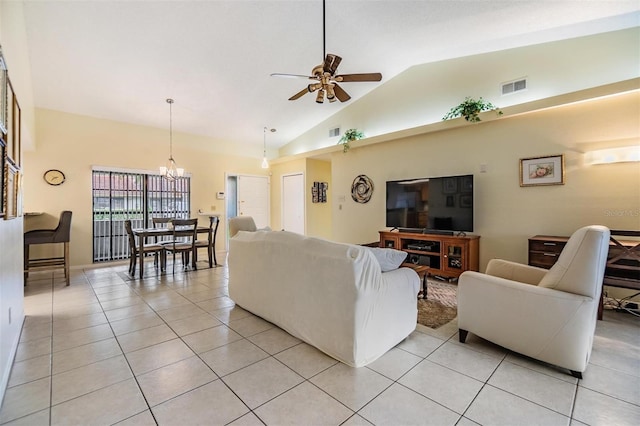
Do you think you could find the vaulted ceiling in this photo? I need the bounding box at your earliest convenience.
[22,1,639,152]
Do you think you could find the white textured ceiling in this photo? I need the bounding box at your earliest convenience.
[22,1,639,153]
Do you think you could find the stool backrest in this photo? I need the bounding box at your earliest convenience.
[53,211,72,243]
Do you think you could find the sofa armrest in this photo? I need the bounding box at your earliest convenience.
[380,267,421,296]
[486,259,548,285]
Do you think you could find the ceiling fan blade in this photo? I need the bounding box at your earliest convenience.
[333,83,351,102]
[323,54,342,75]
[288,87,310,101]
[271,73,316,79]
[335,73,382,82]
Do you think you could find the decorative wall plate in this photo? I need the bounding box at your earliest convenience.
[351,174,374,203]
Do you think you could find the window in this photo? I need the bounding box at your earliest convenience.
[92,169,190,262]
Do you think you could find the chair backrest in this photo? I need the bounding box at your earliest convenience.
[229,216,257,238]
[152,217,177,242]
[152,217,174,228]
[170,218,198,246]
[124,219,137,255]
[204,216,217,242]
[539,225,611,297]
[53,211,73,243]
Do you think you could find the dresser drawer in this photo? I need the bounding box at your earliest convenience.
[529,240,566,255]
[528,236,569,269]
[529,251,562,269]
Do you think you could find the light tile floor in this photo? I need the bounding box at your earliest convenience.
[1,263,639,425]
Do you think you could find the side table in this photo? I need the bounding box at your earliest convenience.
[403,264,429,299]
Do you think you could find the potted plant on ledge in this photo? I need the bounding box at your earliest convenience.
[443,97,503,123]
[338,129,365,153]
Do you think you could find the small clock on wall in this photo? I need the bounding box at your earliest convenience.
[43,169,66,186]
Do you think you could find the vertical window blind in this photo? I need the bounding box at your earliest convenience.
[92,169,191,262]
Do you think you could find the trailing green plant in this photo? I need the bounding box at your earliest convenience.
[442,97,503,123]
[338,128,365,153]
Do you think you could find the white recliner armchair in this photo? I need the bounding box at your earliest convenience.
[458,225,610,378]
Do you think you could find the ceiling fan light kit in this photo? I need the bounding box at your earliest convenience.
[272,0,382,104]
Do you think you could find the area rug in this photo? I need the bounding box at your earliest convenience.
[417,279,458,329]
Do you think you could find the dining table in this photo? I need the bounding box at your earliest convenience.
[132,218,219,278]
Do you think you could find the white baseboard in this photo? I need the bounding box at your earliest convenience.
[0,316,24,409]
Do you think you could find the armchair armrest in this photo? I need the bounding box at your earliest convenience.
[486,259,548,285]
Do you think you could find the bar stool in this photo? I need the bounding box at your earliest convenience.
[24,211,72,286]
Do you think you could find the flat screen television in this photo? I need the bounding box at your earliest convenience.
[386,174,474,233]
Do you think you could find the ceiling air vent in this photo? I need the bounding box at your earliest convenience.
[501,78,527,95]
[329,127,340,138]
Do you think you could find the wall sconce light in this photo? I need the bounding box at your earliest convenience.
[586,146,640,165]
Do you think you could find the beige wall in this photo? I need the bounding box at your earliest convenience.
[0,0,33,403]
[305,159,332,239]
[280,28,639,157]
[269,158,333,239]
[328,91,639,272]
[24,109,268,267]
[269,158,305,232]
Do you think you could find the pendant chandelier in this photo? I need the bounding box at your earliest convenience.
[159,98,184,180]
[262,126,276,169]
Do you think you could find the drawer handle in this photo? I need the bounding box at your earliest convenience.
[543,243,557,246]
[543,253,558,257]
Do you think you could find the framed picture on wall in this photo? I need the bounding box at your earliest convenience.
[0,49,7,135]
[520,154,565,187]
[0,141,5,217]
[16,170,23,217]
[4,161,18,219]
[5,79,13,164]
[11,84,20,167]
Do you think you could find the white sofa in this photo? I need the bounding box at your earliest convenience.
[458,225,610,378]
[228,230,420,367]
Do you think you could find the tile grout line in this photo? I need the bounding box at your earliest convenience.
[86,272,161,425]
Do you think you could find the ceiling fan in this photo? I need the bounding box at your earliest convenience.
[271,0,382,104]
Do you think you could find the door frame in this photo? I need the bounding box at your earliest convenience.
[281,172,305,235]
[225,172,271,243]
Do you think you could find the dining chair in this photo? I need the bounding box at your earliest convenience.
[194,216,219,267]
[151,217,178,244]
[24,210,73,286]
[164,218,198,273]
[124,220,165,276]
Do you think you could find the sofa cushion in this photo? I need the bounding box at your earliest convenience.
[366,247,407,272]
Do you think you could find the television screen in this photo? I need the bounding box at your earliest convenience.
[386,174,474,232]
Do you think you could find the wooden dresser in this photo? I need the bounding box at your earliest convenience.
[529,231,640,319]
[528,236,568,269]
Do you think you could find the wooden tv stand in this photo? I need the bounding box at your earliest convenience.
[379,230,480,282]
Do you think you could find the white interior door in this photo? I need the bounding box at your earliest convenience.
[282,173,305,234]
[237,175,270,228]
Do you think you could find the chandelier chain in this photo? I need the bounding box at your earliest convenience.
[168,98,174,159]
